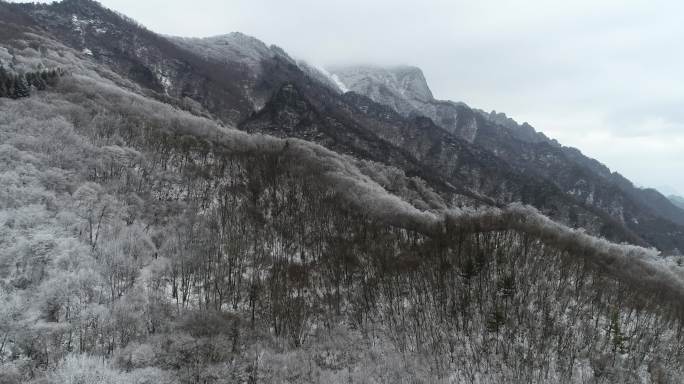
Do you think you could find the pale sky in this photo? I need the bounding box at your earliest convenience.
[14,0,684,195]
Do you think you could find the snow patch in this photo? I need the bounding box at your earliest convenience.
[82,48,93,56]
[71,15,81,32]
[153,66,173,94]
[160,75,172,91]
[309,64,349,93]
[330,74,349,93]
[0,47,12,67]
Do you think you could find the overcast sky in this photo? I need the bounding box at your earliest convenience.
[15,0,684,195]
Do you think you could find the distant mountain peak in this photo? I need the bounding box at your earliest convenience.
[204,31,266,47]
[329,64,553,145]
[58,0,102,7]
[328,65,434,116]
[385,65,434,102]
[172,31,296,77]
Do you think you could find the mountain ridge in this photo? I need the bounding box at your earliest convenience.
[330,64,684,251]
[329,64,551,143]
[3,0,684,252]
[1,1,683,382]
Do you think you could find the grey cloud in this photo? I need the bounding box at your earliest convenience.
[606,102,684,136]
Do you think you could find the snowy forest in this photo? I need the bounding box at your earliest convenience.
[0,63,681,384]
[1,1,684,383]
[0,65,61,99]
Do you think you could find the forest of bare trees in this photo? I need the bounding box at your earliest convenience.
[0,65,682,384]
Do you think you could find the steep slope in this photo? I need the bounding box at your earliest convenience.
[329,65,551,144]
[331,65,684,252]
[327,65,435,117]
[6,0,681,251]
[6,0,262,122]
[1,2,684,383]
[241,81,651,245]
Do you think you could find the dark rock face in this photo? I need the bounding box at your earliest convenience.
[3,0,682,251]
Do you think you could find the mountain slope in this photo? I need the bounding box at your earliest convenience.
[330,65,684,252]
[671,195,684,210]
[329,65,552,144]
[7,0,264,122]
[240,79,652,246]
[1,1,684,383]
[8,0,683,252]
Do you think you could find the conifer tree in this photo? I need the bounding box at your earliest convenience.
[609,308,626,353]
[13,74,30,98]
[0,65,7,97]
[5,73,16,97]
[27,72,47,90]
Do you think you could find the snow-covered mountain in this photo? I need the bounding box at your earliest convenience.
[1,1,684,382]
[330,64,684,251]
[172,32,294,76]
[329,65,434,115]
[330,65,551,144]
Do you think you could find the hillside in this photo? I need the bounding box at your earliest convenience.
[0,1,683,383]
[329,65,684,252]
[4,0,683,254]
[671,195,684,210]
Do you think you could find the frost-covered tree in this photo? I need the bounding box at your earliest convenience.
[0,42,681,383]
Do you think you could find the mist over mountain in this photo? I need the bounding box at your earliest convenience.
[671,195,684,210]
[0,1,682,383]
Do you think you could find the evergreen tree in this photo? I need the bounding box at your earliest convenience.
[5,73,16,98]
[0,68,62,98]
[0,65,7,97]
[26,72,46,91]
[609,308,626,353]
[12,74,30,99]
